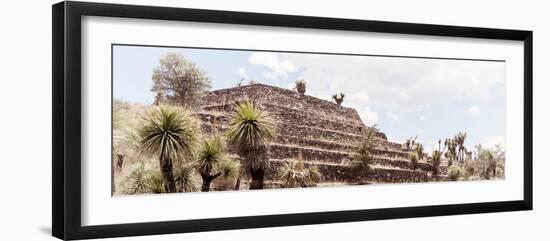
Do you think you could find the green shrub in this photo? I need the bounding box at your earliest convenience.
[447,166,463,181]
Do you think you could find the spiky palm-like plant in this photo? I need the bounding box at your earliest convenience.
[408,140,423,170]
[454,132,467,163]
[125,165,166,195]
[350,126,378,181]
[431,150,442,175]
[225,101,275,189]
[409,152,419,170]
[195,136,240,191]
[174,164,200,192]
[138,106,199,193]
[278,161,321,188]
[144,172,166,194]
[444,138,457,166]
[295,79,306,95]
[332,93,345,105]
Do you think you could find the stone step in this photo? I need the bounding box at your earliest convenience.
[201,84,363,122]
[276,135,410,159]
[266,159,429,183]
[198,119,406,159]
[200,103,367,136]
[198,120,365,145]
[269,143,349,163]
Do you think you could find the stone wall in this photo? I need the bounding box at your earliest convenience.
[198,83,438,186]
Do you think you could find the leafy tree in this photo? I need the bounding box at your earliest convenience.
[151,53,211,108]
[225,101,275,189]
[138,106,199,193]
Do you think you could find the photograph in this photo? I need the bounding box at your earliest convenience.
[111,44,506,196]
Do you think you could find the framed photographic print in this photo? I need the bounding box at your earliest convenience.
[52,1,533,240]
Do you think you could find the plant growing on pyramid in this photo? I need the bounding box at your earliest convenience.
[295,79,306,95]
[332,93,345,105]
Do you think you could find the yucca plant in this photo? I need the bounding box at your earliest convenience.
[295,79,306,95]
[409,152,419,170]
[144,171,166,194]
[278,161,321,188]
[412,142,424,170]
[350,126,378,180]
[431,150,442,175]
[454,132,467,163]
[174,164,200,192]
[125,165,150,195]
[138,105,199,193]
[225,101,275,189]
[195,136,240,191]
[332,93,345,105]
[125,164,166,194]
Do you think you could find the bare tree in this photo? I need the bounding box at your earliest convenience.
[151,53,211,108]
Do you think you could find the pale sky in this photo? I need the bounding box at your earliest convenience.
[113,45,506,153]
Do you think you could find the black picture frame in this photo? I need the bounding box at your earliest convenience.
[52,1,533,240]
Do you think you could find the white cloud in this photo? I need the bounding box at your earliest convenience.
[419,114,426,121]
[237,67,248,79]
[281,53,505,114]
[350,92,370,102]
[358,106,378,126]
[248,52,297,80]
[387,112,400,122]
[482,135,505,149]
[467,105,480,117]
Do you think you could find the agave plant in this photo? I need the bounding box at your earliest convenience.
[138,105,199,193]
[279,161,321,188]
[195,136,240,191]
[225,101,275,189]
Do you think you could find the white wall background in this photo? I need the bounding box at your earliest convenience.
[0,0,547,240]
